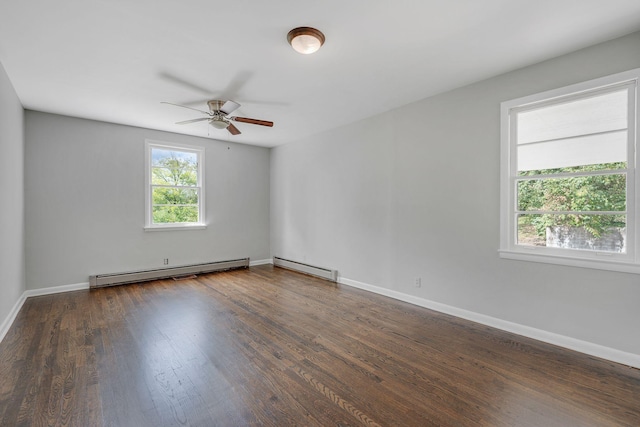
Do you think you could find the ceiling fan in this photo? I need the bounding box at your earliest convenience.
[162,99,274,135]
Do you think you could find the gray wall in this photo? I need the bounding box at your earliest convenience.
[0,61,25,325]
[25,112,270,290]
[271,31,640,356]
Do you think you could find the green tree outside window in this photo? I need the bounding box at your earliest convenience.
[151,149,200,224]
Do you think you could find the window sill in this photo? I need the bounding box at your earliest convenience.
[144,224,207,232]
[499,249,640,275]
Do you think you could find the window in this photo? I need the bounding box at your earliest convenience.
[145,140,205,230]
[500,69,639,272]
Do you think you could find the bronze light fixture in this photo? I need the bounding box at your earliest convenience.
[287,27,325,54]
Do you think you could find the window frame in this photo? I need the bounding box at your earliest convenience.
[144,139,206,231]
[500,68,639,273]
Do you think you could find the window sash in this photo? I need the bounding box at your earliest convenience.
[151,187,201,222]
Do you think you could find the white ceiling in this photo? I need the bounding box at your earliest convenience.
[1,0,640,148]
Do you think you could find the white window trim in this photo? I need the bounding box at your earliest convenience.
[144,139,206,231]
[499,68,639,273]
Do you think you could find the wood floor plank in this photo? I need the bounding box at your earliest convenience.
[0,265,639,426]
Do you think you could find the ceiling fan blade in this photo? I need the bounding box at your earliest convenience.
[227,123,241,135]
[220,100,241,115]
[230,116,274,127]
[161,101,210,115]
[175,117,210,125]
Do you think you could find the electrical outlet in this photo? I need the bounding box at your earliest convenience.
[163,258,169,265]
[415,277,422,288]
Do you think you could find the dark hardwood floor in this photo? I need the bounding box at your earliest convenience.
[0,265,638,426]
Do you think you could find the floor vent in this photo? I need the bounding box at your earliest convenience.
[89,258,250,288]
[273,257,337,282]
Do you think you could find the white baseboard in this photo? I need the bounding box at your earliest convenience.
[25,282,89,298]
[0,292,27,344]
[250,258,273,266]
[339,276,640,369]
[0,282,90,344]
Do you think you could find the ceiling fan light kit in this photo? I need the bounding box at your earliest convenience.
[287,27,325,54]
[209,119,229,129]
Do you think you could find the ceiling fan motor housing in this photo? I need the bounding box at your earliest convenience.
[207,100,226,111]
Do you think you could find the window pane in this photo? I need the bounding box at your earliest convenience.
[517,173,626,212]
[152,187,198,205]
[517,89,628,144]
[152,206,199,224]
[151,149,198,187]
[517,214,626,253]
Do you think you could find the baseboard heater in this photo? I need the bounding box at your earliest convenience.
[273,256,337,282]
[89,258,250,288]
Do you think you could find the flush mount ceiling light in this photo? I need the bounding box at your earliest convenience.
[287,27,325,54]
